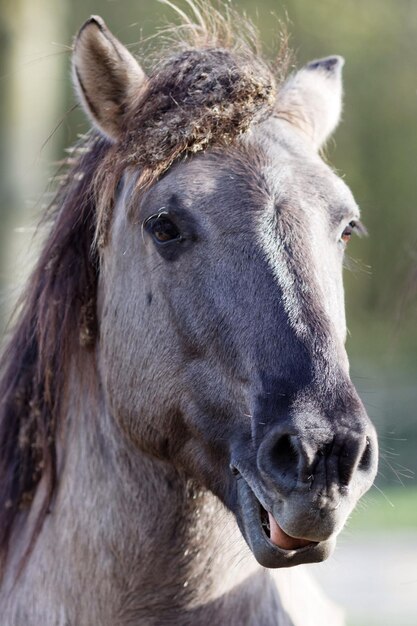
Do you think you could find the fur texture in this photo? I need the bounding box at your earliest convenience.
[0,4,377,625]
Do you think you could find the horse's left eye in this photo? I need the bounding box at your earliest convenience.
[341,220,357,244]
[145,214,182,244]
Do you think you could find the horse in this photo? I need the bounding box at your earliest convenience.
[0,5,378,625]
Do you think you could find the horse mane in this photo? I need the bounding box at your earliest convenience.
[0,133,109,571]
[0,1,291,574]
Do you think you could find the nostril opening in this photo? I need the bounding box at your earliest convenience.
[271,434,299,483]
[339,435,373,486]
[339,451,353,486]
[359,436,372,472]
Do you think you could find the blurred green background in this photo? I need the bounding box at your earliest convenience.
[0,1,416,624]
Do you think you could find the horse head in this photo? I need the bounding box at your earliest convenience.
[71,16,378,569]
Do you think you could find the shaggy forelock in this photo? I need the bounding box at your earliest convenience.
[92,4,291,245]
[123,47,276,176]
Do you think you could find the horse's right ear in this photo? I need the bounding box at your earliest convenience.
[72,16,147,142]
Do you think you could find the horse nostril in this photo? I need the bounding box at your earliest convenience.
[259,427,377,496]
[339,434,374,487]
[269,434,299,489]
[359,436,372,472]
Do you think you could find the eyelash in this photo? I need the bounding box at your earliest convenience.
[144,212,183,245]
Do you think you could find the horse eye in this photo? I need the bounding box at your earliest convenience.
[145,214,182,244]
[341,220,357,244]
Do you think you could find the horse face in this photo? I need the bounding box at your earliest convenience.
[99,126,376,567]
[75,19,378,568]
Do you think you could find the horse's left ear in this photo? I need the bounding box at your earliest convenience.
[276,56,344,150]
[72,16,147,141]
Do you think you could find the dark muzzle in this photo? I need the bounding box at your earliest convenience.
[256,415,378,542]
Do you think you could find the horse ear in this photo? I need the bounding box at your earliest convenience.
[276,56,344,150]
[72,16,147,141]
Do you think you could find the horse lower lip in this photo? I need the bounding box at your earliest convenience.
[266,512,316,551]
[259,502,316,550]
[236,476,333,567]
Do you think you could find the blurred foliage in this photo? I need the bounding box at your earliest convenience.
[0,0,416,485]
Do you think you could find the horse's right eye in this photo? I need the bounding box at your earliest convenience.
[145,214,182,245]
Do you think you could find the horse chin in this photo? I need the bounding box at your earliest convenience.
[235,477,336,568]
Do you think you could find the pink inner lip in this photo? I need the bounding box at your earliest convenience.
[267,512,317,550]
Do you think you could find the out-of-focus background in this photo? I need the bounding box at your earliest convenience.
[0,1,416,624]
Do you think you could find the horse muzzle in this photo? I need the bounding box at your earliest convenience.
[235,476,336,568]
[232,419,378,568]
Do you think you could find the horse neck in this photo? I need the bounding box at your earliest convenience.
[3,362,261,625]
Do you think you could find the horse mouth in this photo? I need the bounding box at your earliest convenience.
[236,475,335,568]
[259,505,317,551]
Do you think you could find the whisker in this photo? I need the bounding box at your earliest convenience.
[371,483,394,507]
